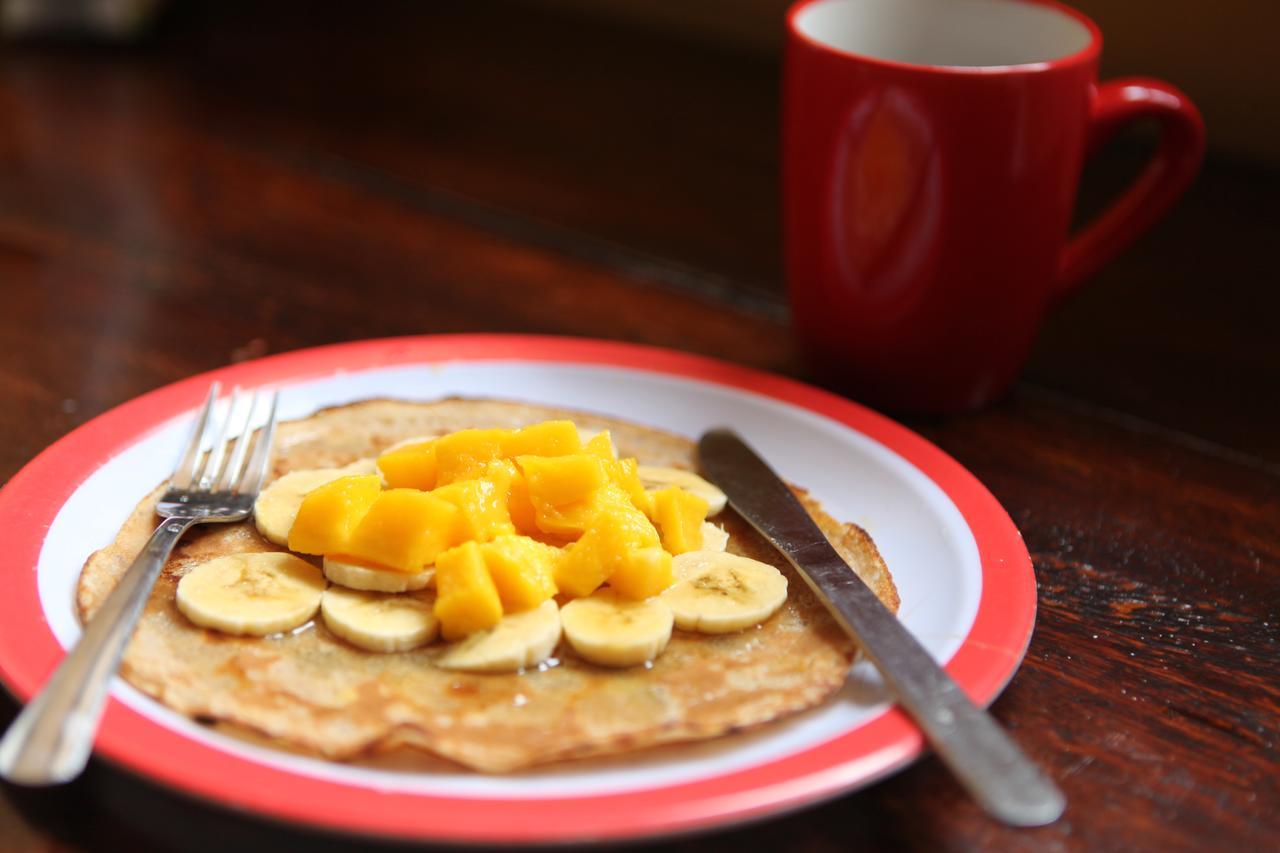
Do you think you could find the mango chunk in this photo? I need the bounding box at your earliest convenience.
[594,484,662,552]
[377,441,438,490]
[501,461,537,535]
[287,474,382,555]
[434,541,504,640]
[555,527,611,599]
[432,478,517,543]
[433,428,512,486]
[595,485,670,598]
[609,456,654,517]
[519,453,609,506]
[481,535,560,611]
[650,487,709,555]
[553,485,664,599]
[345,488,458,572]
[609,545,674,600]
[487,459,538,536]
[503,420,582,458]
[520,454,610,534]
[480,458,517,492]
[530,498,599,537]
[583,430,616,460]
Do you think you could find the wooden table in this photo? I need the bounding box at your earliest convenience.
[1,2,1276,850]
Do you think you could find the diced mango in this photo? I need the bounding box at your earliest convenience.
[583,430,616,460]
[377,441,438,490]
[344,488,458,571]
[650,487,709,555]
[593,484,662,552]
[432,478,517,543]
[554,485,663,599]
[480,458,516,491]
[491,460,539,536]
[503,420,582,458]
[301,422,694,621]
[608,545,674,599]
[609,456,653,517]
[519,454,609,506]
[287,474,383,555]
[530,498,597,537]
[519,454,610,535]
[481,535,560,611]
[434,541,504,640]
[433,428,511,486]
[555,527,611,599]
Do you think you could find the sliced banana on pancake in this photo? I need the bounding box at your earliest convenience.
[342,458,381,475]
[320,587,438,653]
[176,552,326,636]
[323,555,434,593]
[700,521,729,552]
[560,589,673,668]
[436,599,561,673]
[636,466,727,516]
[253,459,380,546]
[661,551,787,634]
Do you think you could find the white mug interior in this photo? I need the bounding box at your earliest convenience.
[794,0,1094,69]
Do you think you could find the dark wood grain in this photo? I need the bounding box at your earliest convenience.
[115,0,1280,459]
[1,2,1277,851]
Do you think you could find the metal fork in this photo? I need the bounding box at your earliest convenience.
[0,383,279,786]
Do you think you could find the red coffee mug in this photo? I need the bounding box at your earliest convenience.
[784,0,1204,413]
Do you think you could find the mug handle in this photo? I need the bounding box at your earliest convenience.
[1054,77,1205,300]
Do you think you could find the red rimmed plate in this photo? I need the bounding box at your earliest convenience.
[0,335,1035,844]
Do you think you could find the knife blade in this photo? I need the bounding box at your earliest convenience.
[698,428,1065,827]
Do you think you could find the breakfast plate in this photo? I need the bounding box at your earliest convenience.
[0,335,1036,844]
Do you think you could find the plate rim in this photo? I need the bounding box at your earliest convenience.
[0,334,1036,843]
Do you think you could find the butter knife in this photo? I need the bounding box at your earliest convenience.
[697,429,1065,827]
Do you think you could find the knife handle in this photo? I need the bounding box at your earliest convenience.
[803,549,1064,826]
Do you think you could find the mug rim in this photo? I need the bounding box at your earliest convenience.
[787,0,1101,76]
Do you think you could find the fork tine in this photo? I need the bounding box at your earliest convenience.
[169,383,220,491]
[199,387,241,490]
[216,388,257,492]
[236,390,279,496]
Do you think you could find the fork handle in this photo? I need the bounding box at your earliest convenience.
[0,516,197,785]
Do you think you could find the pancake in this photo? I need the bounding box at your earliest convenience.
[76,399,898,772]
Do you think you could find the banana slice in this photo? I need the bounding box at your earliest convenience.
[436,599,561,673]
[323,555,434,593]
[661,551,788,634]
[339,458,380,476]
[320,587,438,652]
[637,466,727,516]
[560,589,673,668]
[253,459,379,546]
[176,552,326,636]
[701,521,729,552]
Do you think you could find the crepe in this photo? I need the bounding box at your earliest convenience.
[76,399,898,772]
